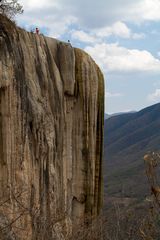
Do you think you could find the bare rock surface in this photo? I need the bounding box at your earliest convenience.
[0,15,104,239]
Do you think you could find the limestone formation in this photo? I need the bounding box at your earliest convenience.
[0,15,104,239]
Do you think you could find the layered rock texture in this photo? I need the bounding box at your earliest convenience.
[0,15,104,239]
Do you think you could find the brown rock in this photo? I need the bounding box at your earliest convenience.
[0,15,104,239]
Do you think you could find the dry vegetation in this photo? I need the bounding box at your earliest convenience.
[1,152,160,239]
[70,204,160,240]
[70,151,160,240]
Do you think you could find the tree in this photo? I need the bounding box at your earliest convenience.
[0,0,23,19]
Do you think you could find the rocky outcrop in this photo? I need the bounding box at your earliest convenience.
[0,15,104,239]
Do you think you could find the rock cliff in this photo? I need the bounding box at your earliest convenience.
[0,15,104,239]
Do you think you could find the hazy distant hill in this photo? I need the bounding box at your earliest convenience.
[105,111,136,120]
[105,113,110,119]
[104,103,160,199]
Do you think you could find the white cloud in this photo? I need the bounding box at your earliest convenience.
[17,0,160,39]
[17,0,77,38]
[21,0,59,9]
[95,22,131,39]
[70,22,145,45]
[85,43,160,73]
[60,0,160,27]
[148,89,160,102]
[137,0,160,22]
[106,92,123,98]
[17,11,77,38]
[71,30,98,43]
[94,22,145,40]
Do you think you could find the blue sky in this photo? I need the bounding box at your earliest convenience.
[16,0,160,113]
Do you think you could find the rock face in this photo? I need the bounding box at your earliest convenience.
[0,15,104,239]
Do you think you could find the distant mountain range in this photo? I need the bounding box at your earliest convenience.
[104,103,160,199]
[105,111,136,120]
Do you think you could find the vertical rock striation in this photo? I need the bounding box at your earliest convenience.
[0,15,104,239]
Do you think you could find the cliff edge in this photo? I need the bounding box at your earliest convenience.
[0,15,104,239]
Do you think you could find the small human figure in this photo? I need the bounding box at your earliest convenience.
[36,27,39,34]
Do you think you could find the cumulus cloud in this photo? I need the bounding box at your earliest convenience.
[70,22,145,45]
[138,0,160,22]
[58,0,160,27]
[17,0,160,37]
[94,22,145,40]
[71,30,98,43]
[18,13,77,38]
[17,0,77,37]
[148,89,160,102]
[85,43,160,73]
[20,0,59,9]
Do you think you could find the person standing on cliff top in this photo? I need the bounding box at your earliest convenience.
[36,27,39,34]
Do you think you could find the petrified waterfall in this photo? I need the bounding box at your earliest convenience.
[0,15,104,239]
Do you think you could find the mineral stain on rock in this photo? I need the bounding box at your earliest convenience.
[0,15,104,239]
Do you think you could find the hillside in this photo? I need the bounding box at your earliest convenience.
[104,103,160,199]
[105,111,136,120]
